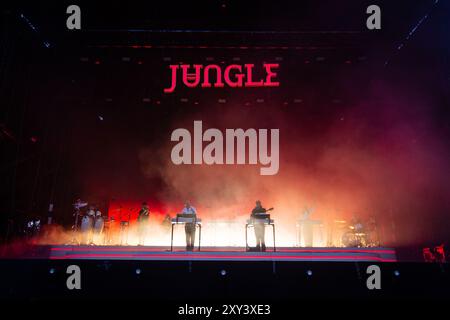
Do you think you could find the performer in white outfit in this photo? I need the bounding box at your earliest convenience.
[181,201,197,251]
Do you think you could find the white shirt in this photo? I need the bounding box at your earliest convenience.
[182,206,197,215]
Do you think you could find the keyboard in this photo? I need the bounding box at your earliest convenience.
[171,217,202,224]
[252,213,271,219]
[247,218,274,225]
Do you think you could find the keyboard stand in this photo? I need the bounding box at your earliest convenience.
[170,221,202,252]
[245,221,276,252]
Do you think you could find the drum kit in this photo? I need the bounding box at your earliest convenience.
[341,224,368,247]
[333,217,380,247]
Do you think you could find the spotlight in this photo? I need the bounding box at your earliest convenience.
[306,270,313,276]
[135,268,142,275]
[49,268,55,274]
[394,270,400,277]
[220,270,227,276]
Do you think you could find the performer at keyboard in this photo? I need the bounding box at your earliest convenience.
[137,202,150,245]
[181,201,197,251]
[251,200,269,252]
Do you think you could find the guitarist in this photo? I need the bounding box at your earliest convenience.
[251,200,272,252]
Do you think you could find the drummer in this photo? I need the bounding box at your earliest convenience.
[350,215,364,233]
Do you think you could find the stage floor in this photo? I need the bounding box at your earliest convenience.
[8,245,397,262]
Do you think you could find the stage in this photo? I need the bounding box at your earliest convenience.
[2,245,397,262]
[2,244,450,302]
[2,246,450,302]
